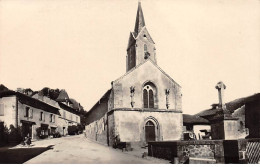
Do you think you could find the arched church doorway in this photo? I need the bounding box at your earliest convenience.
[145,120,156,142]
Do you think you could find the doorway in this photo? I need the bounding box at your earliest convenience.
[22,122,32,138]
[145,120,156,142]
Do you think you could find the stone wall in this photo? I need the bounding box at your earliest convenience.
[148,139,260,164]
[179,144,215,159]
[85,114,108,145]
[148,140,225,164]
[108,112,115,146]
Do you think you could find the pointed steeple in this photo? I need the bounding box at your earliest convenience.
[134,1,145,35]
[126,1,157,72]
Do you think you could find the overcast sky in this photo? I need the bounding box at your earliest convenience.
[0,0,259,114]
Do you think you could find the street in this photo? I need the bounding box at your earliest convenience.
[23,135,169,164]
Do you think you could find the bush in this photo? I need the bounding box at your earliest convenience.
[52,132,61,138]
[1,125,23,144]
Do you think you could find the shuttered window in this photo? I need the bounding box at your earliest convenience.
[29,109,33,118]
[50,114,53,122]
[0,104,4,116]
[25,107,29,117]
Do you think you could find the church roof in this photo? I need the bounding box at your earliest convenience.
[87,89,112,113]
[134,2,145,35]
[114,58,181,88]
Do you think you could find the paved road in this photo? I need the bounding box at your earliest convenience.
[24,135,168,164]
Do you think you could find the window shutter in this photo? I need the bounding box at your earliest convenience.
[0,104,4,116]
[30,109,33,118]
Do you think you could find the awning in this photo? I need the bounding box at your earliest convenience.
[41,123,49,127]
[50,125,57,128]
[20,120,36,125]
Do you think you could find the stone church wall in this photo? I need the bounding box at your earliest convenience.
[113,61,182,111]
[114,110,183,144]
[108,112,116,146]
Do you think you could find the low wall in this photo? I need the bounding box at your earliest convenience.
[85,116,108,145]
[148,139,260,164]
[148,140,224,163]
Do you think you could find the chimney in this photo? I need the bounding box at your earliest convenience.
[215,81,226,109]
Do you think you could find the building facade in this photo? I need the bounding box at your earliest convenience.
[85,2,183,148]
[0,90,60,140]
[32,89,81,136]
[0,87,81,143]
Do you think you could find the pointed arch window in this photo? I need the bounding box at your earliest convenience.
[143,82,156,108]
[144,44,147,52]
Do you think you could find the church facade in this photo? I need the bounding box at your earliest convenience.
[85,2,183,147]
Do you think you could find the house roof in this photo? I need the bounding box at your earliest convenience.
[195,93,260,117]
[0,84,9,92]
[0,90,60,115]
[69,98,84,111]
[56,89,70,102]
[58,102,80,116]
[183,114,210,125]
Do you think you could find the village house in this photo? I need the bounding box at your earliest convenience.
[32,89,81,136]
[0,88,60,141]
[0,85,82,144]
[85,2,183,148]
[195,81,260,140]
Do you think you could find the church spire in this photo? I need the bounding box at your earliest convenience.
[126,1,156,72]
[134,1,145,35]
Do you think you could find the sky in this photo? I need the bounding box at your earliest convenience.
[0,0,259,115]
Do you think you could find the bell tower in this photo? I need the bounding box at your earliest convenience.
[126,2,157,72]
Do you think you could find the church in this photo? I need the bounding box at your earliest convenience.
[85,2,183,148]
